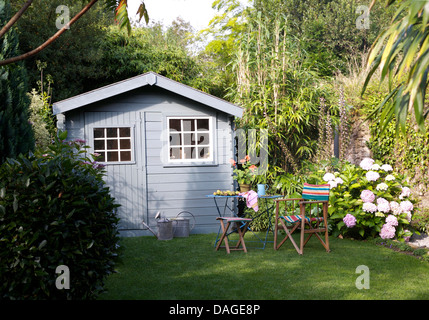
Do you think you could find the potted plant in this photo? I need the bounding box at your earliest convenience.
[230,155,258,192]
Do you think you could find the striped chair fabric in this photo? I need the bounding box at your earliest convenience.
[302,183,330,201]
[282,215,324,224]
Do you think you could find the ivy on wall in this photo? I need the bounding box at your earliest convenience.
[363,91,429,195]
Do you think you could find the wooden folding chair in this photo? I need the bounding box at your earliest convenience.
[215,217,253,253]
[274,183,330,255]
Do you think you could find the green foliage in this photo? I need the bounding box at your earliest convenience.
[360,81,429,203]
[411,208,429,234]
[12,0,114,101]
[367,116,429,191]
[98,23,217,93]
[364,0,429,134]
[28,89,56,149]
[0,132,120,300]
[253,0,396,77]
[0,0,34,164]
[227,8,338,173]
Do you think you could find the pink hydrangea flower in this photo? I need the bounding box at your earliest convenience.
[343,214,357,228]
[400,200,413,213]
[365,171,380,182]
[335,177,344,184]
[390,201,401,215]
[360,190,375,203]
[385,214,398,227]
[360,158,375,170]
[377,197,390,213]
[399,187,411,199]
[380,223,396,239]
[363,202,377,213]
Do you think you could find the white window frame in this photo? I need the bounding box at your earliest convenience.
[167,116,214,164]
[91,125,135,165]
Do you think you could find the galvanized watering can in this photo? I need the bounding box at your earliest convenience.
[142,211,195,240]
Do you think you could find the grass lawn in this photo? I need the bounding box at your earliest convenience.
[98,232,429,300]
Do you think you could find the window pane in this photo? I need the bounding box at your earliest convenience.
[183,147,195,159]
[170,147,181,159]
[93,127,133,163]
[120,151,131,161]
[107,151,119,162]
[182,119,195,131]
[119,127,130,137]
[197,119,209,131]
[167,118,211,162]
[169,119,181,132]
[120,139,131,149]
[94,140,105,150]
[198,147,210,159]
[94,128,105,138]
[106,128,118,137]
[107,139,118,150]
[197,133,209,145]
[170,133,181,146]
[183,133,195,145]
[97,152,105,162]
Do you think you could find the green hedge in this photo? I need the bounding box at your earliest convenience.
[0,132,120,299]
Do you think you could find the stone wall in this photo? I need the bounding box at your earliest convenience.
[342,116,372,166]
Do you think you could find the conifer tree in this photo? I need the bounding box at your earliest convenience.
[0,0,34,163]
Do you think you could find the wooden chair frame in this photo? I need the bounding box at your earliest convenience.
[215,217,252,254]
[274,198,330,255]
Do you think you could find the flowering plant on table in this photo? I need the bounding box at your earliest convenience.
[312,158,414,241]
[230,155,258,186]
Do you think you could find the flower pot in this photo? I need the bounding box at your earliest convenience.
[240,184,251,192]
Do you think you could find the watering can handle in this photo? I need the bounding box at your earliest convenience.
[176,211,196,231]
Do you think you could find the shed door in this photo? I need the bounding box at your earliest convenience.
[84,112,147,230]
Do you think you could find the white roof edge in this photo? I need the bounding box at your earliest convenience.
[52,72,243,118]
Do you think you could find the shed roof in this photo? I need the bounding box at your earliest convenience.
[52,71,243,118]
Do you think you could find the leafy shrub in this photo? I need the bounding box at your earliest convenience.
[0,132,120,300]
[410,208,429,234]
[307,158,415,240]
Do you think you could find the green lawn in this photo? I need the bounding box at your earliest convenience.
[98,232,429,300]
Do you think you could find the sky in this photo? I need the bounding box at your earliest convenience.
[127,0,219,32]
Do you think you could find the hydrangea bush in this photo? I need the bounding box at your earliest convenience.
[311,158,415,240]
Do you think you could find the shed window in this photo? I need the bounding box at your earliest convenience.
[168,117,212,162]
[93,127,133,163]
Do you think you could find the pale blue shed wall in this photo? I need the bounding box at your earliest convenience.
[63,87,236,236]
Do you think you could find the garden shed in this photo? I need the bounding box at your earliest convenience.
[52,72,243,237]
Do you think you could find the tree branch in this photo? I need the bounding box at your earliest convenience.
[0,0,34,38]
[0,0,99,67]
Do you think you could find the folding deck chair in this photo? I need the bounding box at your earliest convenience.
[274,183,330,255]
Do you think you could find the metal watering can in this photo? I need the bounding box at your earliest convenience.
[142,211,195,240]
